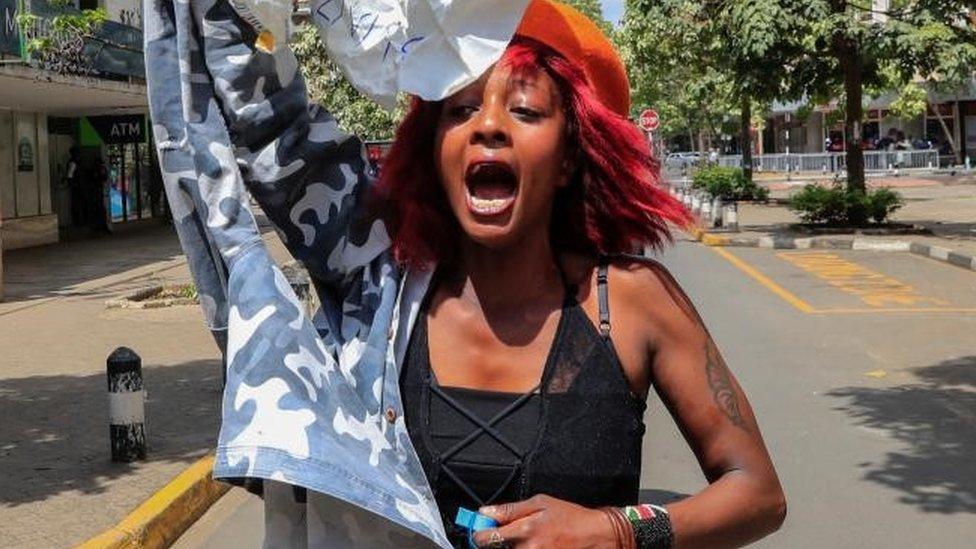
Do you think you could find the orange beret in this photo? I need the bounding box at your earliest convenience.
[516,0,631,116]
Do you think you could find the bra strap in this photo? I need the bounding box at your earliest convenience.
[597,257,611,338]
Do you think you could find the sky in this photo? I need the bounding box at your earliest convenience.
[601,0,625,26]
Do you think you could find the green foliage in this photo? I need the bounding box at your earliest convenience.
[789,185,848,225]
[865,188,904,224]
[622,0,976,186]
[17,5,108,56]
[178,283,199,300]
[788,184,903,225]
[291,23,403,140]
[888,81,928,120]
[616,0,736,138]
[560,0,613,35]
[691,166,769,202]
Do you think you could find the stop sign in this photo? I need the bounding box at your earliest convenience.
[639,109,659,132]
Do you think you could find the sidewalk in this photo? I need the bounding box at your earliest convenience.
[0,222,288,547]
[692,178,976,264]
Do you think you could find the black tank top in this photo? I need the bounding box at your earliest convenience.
[400,263,647,546]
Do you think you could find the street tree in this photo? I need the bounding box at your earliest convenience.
[705,1,813,182]
[719,0,976,193]
[617,0,737,153]
[880,2,976,163]
[292,23,404,140]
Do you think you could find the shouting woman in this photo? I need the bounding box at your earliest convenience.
[146,0,785,547]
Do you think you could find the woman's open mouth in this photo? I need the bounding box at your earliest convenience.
[464,161,518,217]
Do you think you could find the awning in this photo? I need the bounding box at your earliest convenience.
[0,64,146,116]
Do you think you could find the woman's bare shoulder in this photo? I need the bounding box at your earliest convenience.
[605,254,705,334]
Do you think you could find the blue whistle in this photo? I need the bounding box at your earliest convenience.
[455,507,498,549]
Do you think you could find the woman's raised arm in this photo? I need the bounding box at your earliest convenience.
[153,0,383,288]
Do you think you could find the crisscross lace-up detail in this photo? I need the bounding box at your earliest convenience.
[427,383,540,505]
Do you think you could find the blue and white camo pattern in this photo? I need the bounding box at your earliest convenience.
[144,0,447,545]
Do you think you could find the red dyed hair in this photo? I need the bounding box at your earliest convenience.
[374,37,690,267]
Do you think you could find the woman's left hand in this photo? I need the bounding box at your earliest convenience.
[472,494,617,548]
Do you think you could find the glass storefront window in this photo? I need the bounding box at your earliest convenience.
[107,143,147,222]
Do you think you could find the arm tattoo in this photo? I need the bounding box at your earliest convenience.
[704,341,748,430]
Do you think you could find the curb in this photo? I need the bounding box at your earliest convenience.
[688,227,976,272]
[77,455,229,549]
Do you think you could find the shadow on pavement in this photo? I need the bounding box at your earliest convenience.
[916,221,976,240]
[0,359,222,507]
[2,224,184,304]
[827,356,976,514]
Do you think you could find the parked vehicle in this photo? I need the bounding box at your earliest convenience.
[665,151,702,169]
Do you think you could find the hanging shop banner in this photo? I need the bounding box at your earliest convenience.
[87,114,146,145]
[1,0,20,56]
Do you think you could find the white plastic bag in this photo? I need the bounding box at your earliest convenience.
[229,0,531,108]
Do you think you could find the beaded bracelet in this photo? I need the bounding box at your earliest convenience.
[620,504,673,549]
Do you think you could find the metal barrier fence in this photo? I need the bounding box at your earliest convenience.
[716,150,940,172]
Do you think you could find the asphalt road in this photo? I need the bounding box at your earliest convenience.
[175,237,976,548]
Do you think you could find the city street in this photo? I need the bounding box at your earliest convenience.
[175,236,976,548]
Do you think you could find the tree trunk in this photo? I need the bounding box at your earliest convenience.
[838,38,866,194]
[740,96,753,182]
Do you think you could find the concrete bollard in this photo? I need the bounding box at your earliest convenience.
[691,193,702,215]
[107,347,147,462]
[701,196,712,224]
[967,156,972,171]
[723,202,739,232]
[711,196,724,228]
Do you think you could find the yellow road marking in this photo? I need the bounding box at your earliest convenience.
[777,251,948,308]
[812,307,976,314]
[710,247,976,315]
[709,247,817,313]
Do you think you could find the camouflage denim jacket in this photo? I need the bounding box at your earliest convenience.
[145,0,447,546]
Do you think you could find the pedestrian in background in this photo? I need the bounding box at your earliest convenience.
[65,146,85,227]
[87,157,110,234]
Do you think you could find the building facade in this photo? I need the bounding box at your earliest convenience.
[763,81,976,164]
[0,0,152,300]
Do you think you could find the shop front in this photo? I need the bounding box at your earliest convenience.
[80,114,162,226]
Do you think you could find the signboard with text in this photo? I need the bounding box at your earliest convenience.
[1,0,20,56]
[87,114,146,145]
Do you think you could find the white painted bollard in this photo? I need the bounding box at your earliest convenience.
[691,193,702,214]
[723,203,739,232]
[107,347,147,462]
[967,156,972,171]
[701,196,712,223]
[711,196,724,228]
